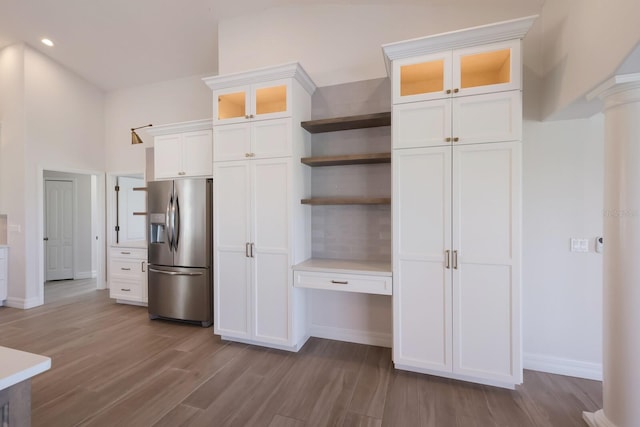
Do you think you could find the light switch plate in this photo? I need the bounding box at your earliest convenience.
[570,238,589,252]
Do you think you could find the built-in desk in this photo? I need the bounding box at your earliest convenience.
[293,258,392,295]
[0,346,51,426]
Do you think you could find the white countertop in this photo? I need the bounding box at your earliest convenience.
[0,346,51,390]
[293,258,392,276]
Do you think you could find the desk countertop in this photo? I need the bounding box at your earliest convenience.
[0,346,51,390]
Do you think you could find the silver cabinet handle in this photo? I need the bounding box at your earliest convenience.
[250,243,255,258]
[120,267,131,271]
[453,250,458,269]
[445,250,450,269]
[120,251,131,255]
[141,261,146,272]
[245,242,250,258]
[149,268,203,277]
[331,280,348,285]
[121,288,131,292]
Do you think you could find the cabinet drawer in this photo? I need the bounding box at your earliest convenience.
[110,278,143,301]
[110,247,147,260]
[293,270,392,295]
[111,259,145,279]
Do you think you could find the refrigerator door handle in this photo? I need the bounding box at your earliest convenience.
[149,268,204,277]
[173,193,180,251]
[165,193,173,251]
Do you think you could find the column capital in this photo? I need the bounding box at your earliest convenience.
[587,73,640,109]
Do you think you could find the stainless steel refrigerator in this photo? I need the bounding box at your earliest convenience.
[147,178,212,327]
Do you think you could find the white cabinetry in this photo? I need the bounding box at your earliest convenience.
[148,120,213,179]
[213,79,292,125]
[0,246,8,305]
[384,15,534,388]
[204,63,316,351]
[109,247,148,305]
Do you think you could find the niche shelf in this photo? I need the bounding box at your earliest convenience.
[301,152,390,167]
[301,197,390,205]
[301,112,391,133]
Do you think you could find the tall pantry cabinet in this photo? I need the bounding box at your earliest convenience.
[203,63,316,351]
[383,16,535,388]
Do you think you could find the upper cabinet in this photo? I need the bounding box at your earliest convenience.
[148,119,213,180]
[392,40,521,104]
[214,80,291,124]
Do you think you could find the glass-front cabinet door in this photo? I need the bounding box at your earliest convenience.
[393,52,451,104]
[452,40,521,97]
[251,79,291,121]
[215,87,249,124]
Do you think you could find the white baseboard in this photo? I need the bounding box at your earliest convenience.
[75,270,97,279]
[309,324,392,348]
[524,353,602,381]
[5,296,43,309]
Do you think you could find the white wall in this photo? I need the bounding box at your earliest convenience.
[104,75,212,174]
[218,3,541,86]
[0,44,105,307]
[538,0,640,119]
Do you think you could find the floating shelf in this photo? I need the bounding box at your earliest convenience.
[301,112,391,134]
[301,152,391,167]
[301,197,391,205]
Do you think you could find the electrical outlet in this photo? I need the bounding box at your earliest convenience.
[570,238,589,253]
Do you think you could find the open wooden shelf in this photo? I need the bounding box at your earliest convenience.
[301,152,391,167]
[301,112,391,134]
[301,197,391,206]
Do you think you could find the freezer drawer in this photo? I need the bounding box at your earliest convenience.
[148,265,212,327]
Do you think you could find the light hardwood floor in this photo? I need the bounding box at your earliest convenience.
[0,288,601,426]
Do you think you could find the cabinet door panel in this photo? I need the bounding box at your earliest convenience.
[154,134,183,179]
[393,100,450,149]
[393,147,452,371]
[452,40,521,97]
[213,162,252,339]
[252,159,291,344]
[214,123,252,162]
[393,52,452,104]
[252,118,292,159]
[453,91,521,145]
[214,86,249,125]
[182,130,212,177]
[251,79,291,120]
[452,142,521,383]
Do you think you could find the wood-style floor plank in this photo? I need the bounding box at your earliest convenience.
[0,282,603,427]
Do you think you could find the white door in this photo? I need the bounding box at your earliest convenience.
[45,179,74,281]
[182,130,213,177]
[154,134,183,179]
[252,118,292,159]
[117,176,145,244]
[452,142,521,384]
[393,146,452,372]
[213,123,252,162]
[393,100,451,149]
[252,158,291,345]
[213,161,252,339]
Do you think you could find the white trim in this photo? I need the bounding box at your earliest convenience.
[583,410,618,427]
[146,119,212,137]
[587,72,640,101]
[74,271,96,280]
[381,15,537,76]
[203,62,317,96]
[309,325,392,348]
[524,353,603,381]
[5,296,42,309]
[394,363,517,389]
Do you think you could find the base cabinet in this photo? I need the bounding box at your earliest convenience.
[393,142,521,387]
[109,247,148,304]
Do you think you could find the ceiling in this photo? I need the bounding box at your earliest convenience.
[0,0,544,92]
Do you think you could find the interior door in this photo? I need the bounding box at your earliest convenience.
[45,179,74,281]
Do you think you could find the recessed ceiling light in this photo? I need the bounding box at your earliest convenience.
[41,38,54,47]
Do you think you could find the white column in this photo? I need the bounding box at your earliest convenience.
[584,74,640,427]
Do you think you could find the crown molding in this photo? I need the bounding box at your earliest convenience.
[586,73,640,106]
[146,119,212,136]
[203,62,316,96]
[381,15,538,75]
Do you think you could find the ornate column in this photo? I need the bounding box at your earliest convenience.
[584,73,640,427]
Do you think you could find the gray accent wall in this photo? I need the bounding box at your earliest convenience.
[309,78,391,262]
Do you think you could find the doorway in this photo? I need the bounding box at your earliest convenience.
[41,170,102,301]
[44,178,74,281]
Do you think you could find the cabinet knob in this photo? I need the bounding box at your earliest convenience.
[446,89,452,94]
[453,88,459,93]
[178,171,186,175]
[245,115,250,119]
[453,137,459,142]
[445,137,452,142]
[250,114,255,119]
[245,153,251,158]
